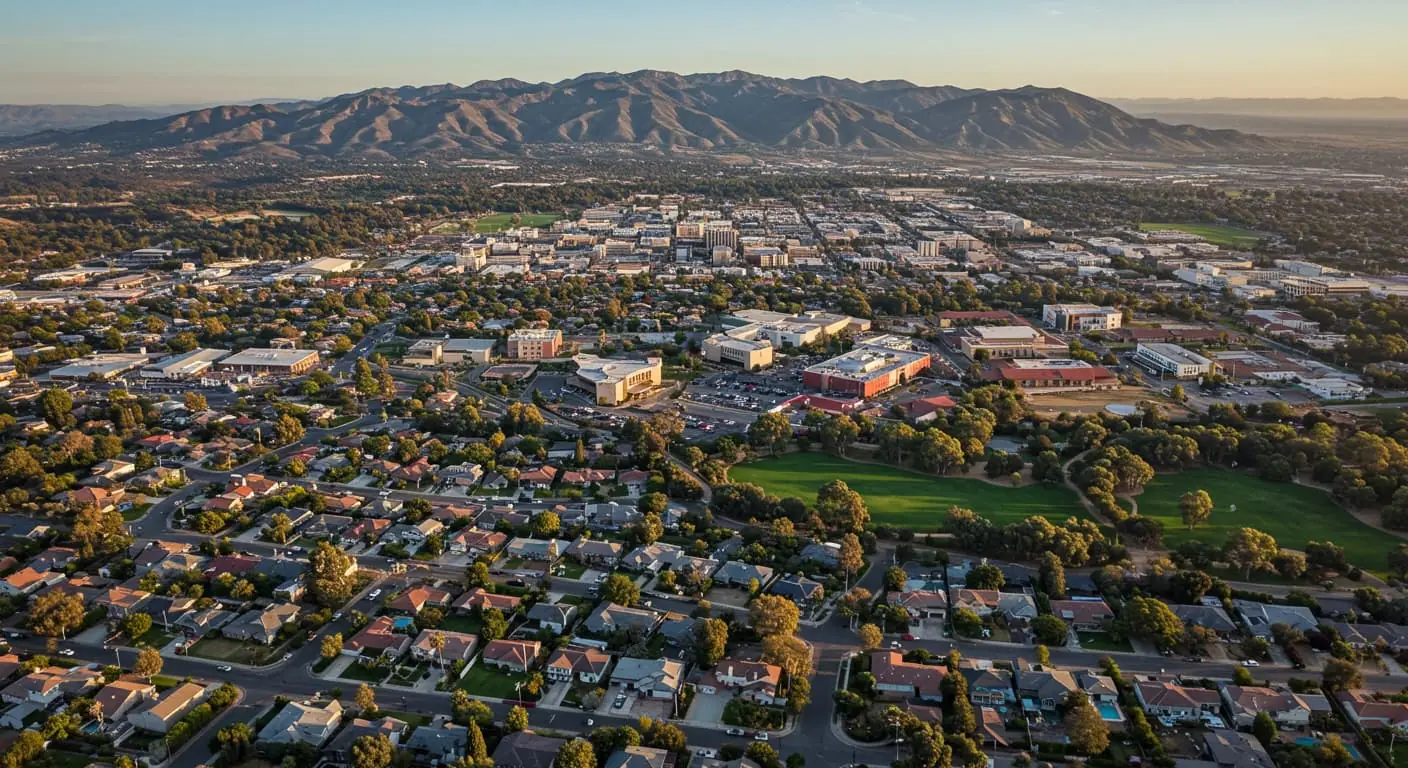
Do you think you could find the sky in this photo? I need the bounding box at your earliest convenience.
[2,0,1404,104]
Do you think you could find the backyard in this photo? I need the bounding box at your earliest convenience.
[185,635,282,665]
[1135,469,1391,571]
[1138,222,1265,249]
[728,453,1090,530]
[458,662,531,699]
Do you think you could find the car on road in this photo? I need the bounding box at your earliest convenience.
[369,589,382,599]
[1185,656,1203,663]
[333,612,343,620]
[902,634,916,641]
[217,665,233,672]
[754,733,769,742]
[1241,660,1259,667]
[282,652,293,661]
[586,718,594,727]
[58,648,75,656]
[726,728,746,736]
[889,641,902,649]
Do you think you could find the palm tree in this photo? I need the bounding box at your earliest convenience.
[431,632,446,670]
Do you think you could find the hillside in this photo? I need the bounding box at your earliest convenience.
[7,71,1274,157]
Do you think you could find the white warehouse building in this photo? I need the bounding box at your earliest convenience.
[1134,343,1217,380]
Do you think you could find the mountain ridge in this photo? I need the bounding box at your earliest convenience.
[5,70,1275,157]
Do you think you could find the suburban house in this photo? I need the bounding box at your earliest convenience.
[388,586,452,614]
[448,528,506,557]
[1050,599,1115,632]
[1171,604,1240,637]
[491,731,568,768]
[697,659,784,705]
[1232,600,1319,638]
[1203,730,1274,768]
[258,699,344,745]
[888,590,949,622]
[93,680,157,722]
[1337,690,1408,733]
[2,666,101,706]
[1,567,66,596]
[32,546,78,570]
[713,561,774,589]
[768,574,824,606]
[605,746,671,768]
[223,602,301,645]
[526,602,577,634]
[621,542,718,576]
[1015,667,1080,713]
[411,630,478,664]
[340,518,391,547]
[174,606,237,636]
[1135,681,1224,720]
[566,538,624,567]
[94,586,152,618]
[1220,685,1325,729]
[504,537,569,562]
[956,662,1014,708]
[518,466,558,490]
[325,716,408,765]
[870,651,946,702]
[952,589,1039,623]
[453,588,522,614]
[611,658,685,699]
[585,602,662,636]
[342,616,412,659]
[546,647,612,684]
[406,719,469,762]
[481,639,541,674]
[128,683,207,734]
[1333,622,1408,652]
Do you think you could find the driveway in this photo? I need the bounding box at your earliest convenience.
[686,691,730,725]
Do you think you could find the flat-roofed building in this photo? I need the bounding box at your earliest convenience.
[572,354,662,406]
[1134,342,1216,379]
[803,343,930,399]
[506,329,562,361]
[702,325,775,370]
[50,353,148,381]
[1042,303,1123,332]
[982,358,1119,392]
[218,348,320,376]
[958,325,1064,360]
[141,348,230,380]
[403,339,444,367]
[443,338,496,365]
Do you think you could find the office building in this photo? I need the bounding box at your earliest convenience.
[219,348,321,376]
[443,338,496,365]
[571,355,662,406]
[403,340,444,367]
[1133,343,1216,379]
[1042,304,1123,332]
[704,223,738,252]
[506,329,563,361]
[981,359,1119,392]
[803,343,930,398]
[702,326,775,370]
[50,354,148,381]
[141,348,231,380]
[957,326,1065,360]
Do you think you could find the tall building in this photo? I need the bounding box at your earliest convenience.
[704,223,738,252]
[506,329,563,361]
[1042,304,1123,332]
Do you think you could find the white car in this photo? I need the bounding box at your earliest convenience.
[369,589,382,599]
[217,665,233,672]
[58,649,75,657]
[1241,660,1260,667]
[754,733,769,742]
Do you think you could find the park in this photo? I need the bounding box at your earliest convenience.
[1138,221,1264,249]
[727,453,1090,531]
[1134,468,1392,572]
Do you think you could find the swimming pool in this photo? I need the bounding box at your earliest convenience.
[1295,737,1362,759]
[392,616,414,631]
[1097,701,1123,721]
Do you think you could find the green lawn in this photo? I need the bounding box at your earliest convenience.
[340,661,391,683]
[123,503,153,521]
[1138,222,1264,249]
[185,635,279,665]
[1137,468,1391,571]
[1077,632,1133,653]
[439,614,485,635]
[473,213,563,233]
[728,453,1090,531]
[134,626,176,649]
[556,561,587,579]
[457,662,528,699]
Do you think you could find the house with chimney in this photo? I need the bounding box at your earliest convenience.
[696,659,784,705]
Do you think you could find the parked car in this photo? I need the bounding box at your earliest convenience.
[217,665,233,672]
[754,733,770,742]
[726,728,746,736]
[58,648,75,657]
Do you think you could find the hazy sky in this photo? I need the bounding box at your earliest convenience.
[2,0,1404,104]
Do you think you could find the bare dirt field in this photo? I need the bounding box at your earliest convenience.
[1025,387,1194,418]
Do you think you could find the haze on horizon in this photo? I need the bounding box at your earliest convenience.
[2,0,1404,105]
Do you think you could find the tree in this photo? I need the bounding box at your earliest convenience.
[273,413,305,445]
[1252,711,1277,748]
[1064,692,1110,755]
[884,567,906,592]
[746,743,782,768]
[133,647,163,679]
[965,564,1005,590]
[356,683,377,715]
[506,705,529,732]
[630,514,664,547]
[39,387,75,429]
[122,612,153,640]
[761,635,814,677]
[27,590,85,637]
[1232,666,1254,686]
[482,608,508,641]
[70,504,131,558]
[309,541,356,606]
[184,392,208,411]
[321,633,343,659]
[638,492,669,516]
[748,412,792,456]
[838,533,864,576]
[750,595,801,637]
[602,573,641,606]
[1179,490,1214,530]
[1122,596,1184,649]
[1031,615,1069,646]
[557,738,596,768]
[1036,645,1051,666]
[1322,658,1364,691]
[785,675,811,715]
[467,720,489,762]
[1391,544,1408,579]
[266,512,293,544]
[858,623,882,650]
[350,734,394,768]
[952,608,983,637]
[1225,528,1279,579]
[816,479,869,534]
[694,618,728,667]
[1038,552,1066,598]
[465,561,491,589]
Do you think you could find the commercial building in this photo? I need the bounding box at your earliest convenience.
[1277,275,1371,297]
[803,342,930,398]
[957,325,1065,360]
[141,348,230,380]
[506,328,562,361]
[704,223,738,252]
[981,359,1119,392]
[218,348,321,376]
[1042,304,1123,332]
[1133,342,1216,379]
[725,309,871,348]
[50,353,148,381]
[702,325,775,370]
[443,338,496,365]
[403,339,444,367]
[571,355,663,406]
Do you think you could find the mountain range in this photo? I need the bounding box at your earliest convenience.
[3,71,1274,158]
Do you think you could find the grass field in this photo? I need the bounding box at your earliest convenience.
[186,635,279,665]
[1138,222,1264,249]
[1136,468,1390,571]
[457,662,529,699]
[727,453,1090,531]
[473,213,563,233]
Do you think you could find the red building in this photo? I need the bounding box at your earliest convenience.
[981,358,1118,391]
[803,346,931,398]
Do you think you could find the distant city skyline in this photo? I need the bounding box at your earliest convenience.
[2,0,1404,104]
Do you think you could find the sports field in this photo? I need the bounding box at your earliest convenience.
[1136,468,1389,571]
[473,213,563,233]
[1138,222,1263,249]
[727,453,1090,531]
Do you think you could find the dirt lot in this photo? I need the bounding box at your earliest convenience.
[1025,387,1194,418]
